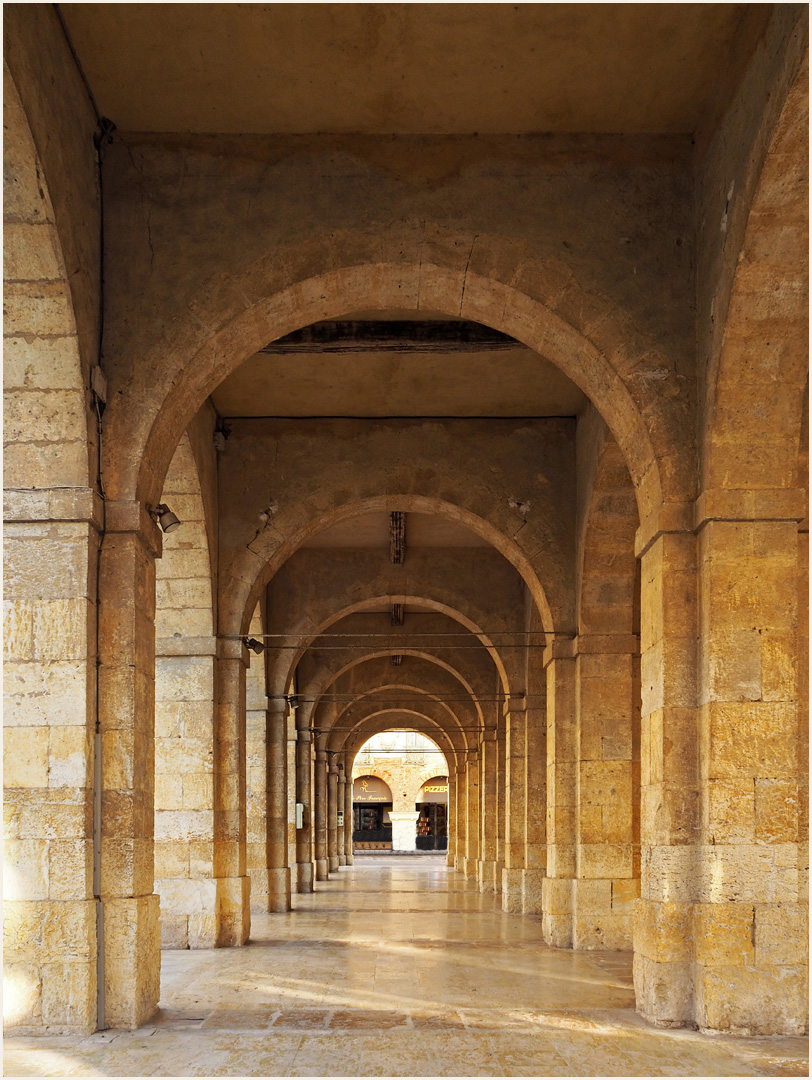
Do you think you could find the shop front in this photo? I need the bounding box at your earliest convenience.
[415,776,449,851]
[352,775,393,850]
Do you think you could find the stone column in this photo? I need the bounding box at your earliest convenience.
[154,641,217,945]
[573,636,639,949]
[502,698,526,911]
[337,767,347,866]
[266,701,291,911]
[693,502,806,1034]
[213,639,251,946]
[343,762,354,865]
[446,770,456,867]
[327,759,339,872]
[98,502,162,1028]
[4,491,103,1034]
[523,697,547,915]
[244,640,268,914]
[479,733,498,892]
[542,645,576,945]
[454,766,466,870]
[464,755,480,877]
[286,708,298,887]
[634,529,698,1027]
[295,726,314,892]
[495,710,506,892]
[313,749,329,880]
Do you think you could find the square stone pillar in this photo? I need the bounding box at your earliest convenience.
[453,766,467,871]
[479,733,498,892]
[213,640,251,945]
[337,767,347,866]
[634,529,698,1027]
[574,635,639,949]
[266,702,291,912]
[342,756,354,865]
[294,726,314,891]
[694,504,806,1034]
[245,643,269,914]
[463,755,480,877]
[523,695,547,915]
[502,698,526,911]
[495,710,506,888]
[4,492,103,1034]
[543,646,576,945]
[327,759,339,872]
[313,749,329,880]
[446,771,457,867]
[98,503,162,1029]
[154,645,217,947]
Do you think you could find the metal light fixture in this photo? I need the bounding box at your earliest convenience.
[151,503,182,533]
[245,638,266,654]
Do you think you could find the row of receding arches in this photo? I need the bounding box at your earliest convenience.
[3,36,807,1041]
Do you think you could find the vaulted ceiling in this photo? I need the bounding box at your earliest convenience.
[59,3,768,135]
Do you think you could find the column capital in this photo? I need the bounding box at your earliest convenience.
[502,694,527,716]
[694,487,807,530]
[4,485,105,532]
[217,636,250,664]
[572,633,640,656]
[542,634,576,667]
[634,500,694,559]
[104,499,163,557]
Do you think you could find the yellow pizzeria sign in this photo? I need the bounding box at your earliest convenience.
[417,776,449,803]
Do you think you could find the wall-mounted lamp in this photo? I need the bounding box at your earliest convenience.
[245,638,266,654]
[150,503,182,533]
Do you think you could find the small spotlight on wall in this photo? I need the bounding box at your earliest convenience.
[245,638,266,654]
[150,503,182,533]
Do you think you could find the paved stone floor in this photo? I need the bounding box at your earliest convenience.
[4,856,809,1077]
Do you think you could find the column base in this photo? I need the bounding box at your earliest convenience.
[328,856,340,872]
[502,867,523,912]
[344,852,354,866]
[104,894,161,1029]
[216,877,251,946]
[4,898,99,1034]
[693,901,808,1035]
[296,862,314,893]
[315,858,329,881]
[338,855,347,866]
[446,849,456,867]
[478,861,497,893]
[542,878,573,947]
[157,877,218,948]
[462,857,478,879]
[522,868,545,914]
[267,867,291,912]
